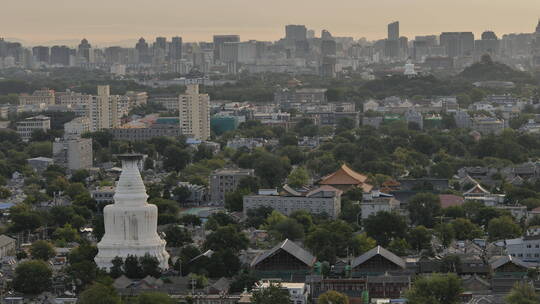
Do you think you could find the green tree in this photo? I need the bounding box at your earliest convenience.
[271,218,305,241]
[387,238,410,256]
[13,260,52,295]
[287,166,309,188]
[252,283,291,304]
[79,283,122,304]
[488,216,522,241]
[318,290,349,304]
[204,225,249,252]
[137,292,174,304]
[165,225,193,247]
[407,193,441,228]
[179,214,202,226]
[30,240,56,261]
[163,146,191,172]
[506,282,539,304]
[225,188,249,212]
[350,233,377,256]
[109,257,124,278]
[140,254,161,277]
[363,211,407,246]
[124,254,143,279]
[450,218,483,240]
[408,226,433,252]
[406,273,463,304]
[53,223,80,242]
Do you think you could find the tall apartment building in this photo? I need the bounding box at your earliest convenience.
[16,115,51,141]
[213,35,240,63]
[179,84,210,140]
[52,136,93,170]
[210,168,255,204]
[18,89,55,106]
[90,85,120,130]
[440,32,475,58]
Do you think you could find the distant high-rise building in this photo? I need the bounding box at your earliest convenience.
[475,31,500,59]
[170,36,183,61]
[78,39,92,63]
[213,35,240,63]
[135,38,150,64]
[388,21,400,41]
[179,84,210,140]
[385,21,400,58]
[440,32,475,58]
[32,46,50,64]
[50,46,71,66]
[285,25,307,42]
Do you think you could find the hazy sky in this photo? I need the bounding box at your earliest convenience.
[2,0,540,46]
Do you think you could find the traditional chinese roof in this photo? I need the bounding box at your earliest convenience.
[306,185,343,197]
[464,183,490,196]
[490,255,530,270]
[351,246,406,269]
[319,164,372,192]
[251,239,316,268]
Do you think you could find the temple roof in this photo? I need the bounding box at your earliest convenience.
[319,164,372,191]
[251,239,316,268]
[490,255,530,270]
[351,246,406,269]
[464,183,490,196]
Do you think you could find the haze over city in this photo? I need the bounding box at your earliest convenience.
[3,0,540,45]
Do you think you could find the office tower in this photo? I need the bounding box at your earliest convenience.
[307,29,315,39]
[440,32,475,58]
[50,46,71,66]
[32,46,50,64]
[321,39,337,57]
[170,36,183,61]
[135,37,150,64]
[95,153,169,270]
[78,39,92,63]
[475,31,500,58]
[385,21,400,58]
[179,84,210,140]
[154,37,167,50]
[388,21,400,41]
[285,25,307,42]
[213,35,240,63]
[399,36,409,58]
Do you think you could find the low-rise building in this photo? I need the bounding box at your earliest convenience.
[360,190,400,220]
[91,186,115,203]
[16,115,51,141]
[210,168,255,204]
[471,116,505,135]
[18,89,55,106]
[27,157,54,172]
[111,124,180,141]
[255,281,309,304]
[243,186,342,219]
[64,117,91,137]
[52,136,93,170]
[0,235,16,258]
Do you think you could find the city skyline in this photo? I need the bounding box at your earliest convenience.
[2,0,540,46]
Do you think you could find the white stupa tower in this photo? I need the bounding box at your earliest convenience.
[95,153,169,270]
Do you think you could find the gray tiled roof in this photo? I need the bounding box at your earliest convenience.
[490,255,530,270]
[251,239,316,267]
[351,246,406,269]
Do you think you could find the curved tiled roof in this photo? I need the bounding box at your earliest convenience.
[320,164,372,192]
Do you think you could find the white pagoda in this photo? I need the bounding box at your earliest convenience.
[95,153,169,270]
